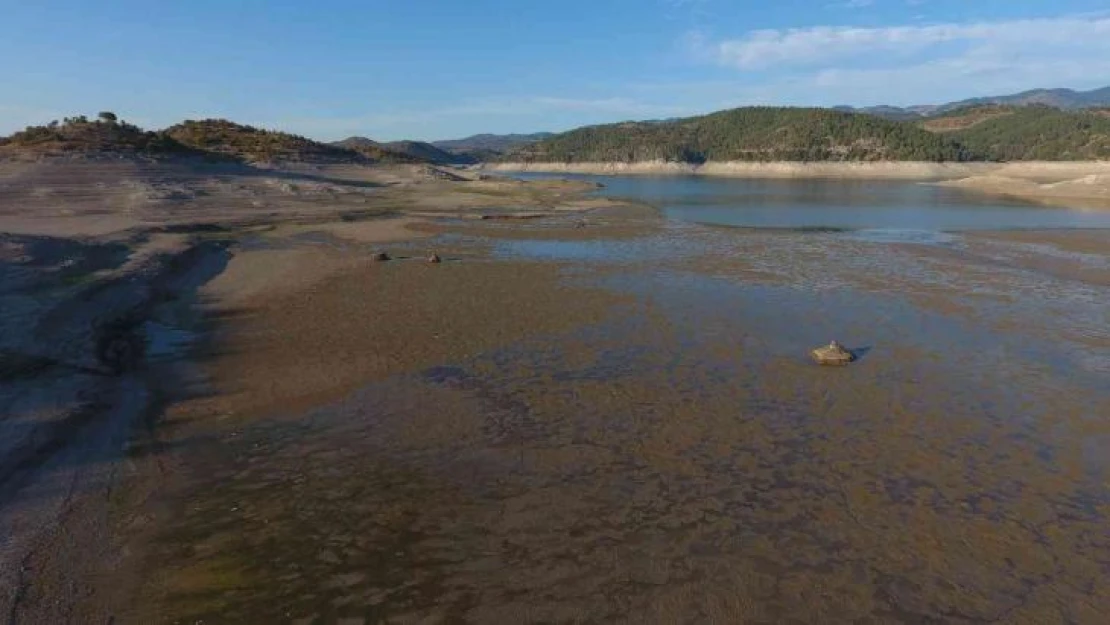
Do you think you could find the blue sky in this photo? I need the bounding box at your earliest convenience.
[1,0,1108,140]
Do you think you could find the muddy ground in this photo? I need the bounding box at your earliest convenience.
[1,160,1109,624]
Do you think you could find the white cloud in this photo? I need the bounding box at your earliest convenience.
[698,15,1110,70]
[666,14,1110,109]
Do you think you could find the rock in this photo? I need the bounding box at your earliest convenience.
[427,253,442,264]
[812,340,854,366]
[372,252,391,262]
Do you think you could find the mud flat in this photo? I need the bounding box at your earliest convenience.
[0,158,626,623]
[133,220,1109,623]
[3,158,1110,623]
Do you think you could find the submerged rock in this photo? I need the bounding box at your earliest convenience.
[427,253,442,264]
[812,340,854,366]
[372,252,391,262]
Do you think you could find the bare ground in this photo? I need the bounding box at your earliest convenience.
[0,158,623,624]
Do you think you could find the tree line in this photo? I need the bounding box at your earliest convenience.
[509,105,1110,163]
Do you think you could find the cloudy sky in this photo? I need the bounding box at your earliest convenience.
[2,0,1108,140]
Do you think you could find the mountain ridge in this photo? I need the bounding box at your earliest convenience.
[511,106,975,164]
[837,86,1110,120]
[509,103,1110,164]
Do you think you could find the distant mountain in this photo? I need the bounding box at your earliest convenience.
[934,86,1110,114]
[832,105,923,122]
[382,140,471,165]
[335,137,473,164]
[330,137,424,163]
[838,86,1110,121]
[512,107,974,163]
[431,132,554,155]
[165,119,365,163]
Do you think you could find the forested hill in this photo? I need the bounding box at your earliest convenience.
[922,105,1110,161]
[511,107,975,163]
[164,120,367,163]
[0,114,202,158]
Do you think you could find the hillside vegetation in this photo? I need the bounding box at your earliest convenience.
[925,106,1110,161]
[164,119,367,163]
[6,103,1110,166]
[0,114,200,158]
[0,114,424,164]
[431,132,553,161]
[379,140,470,165]
[513,107,975,163]
[330,137,423,163]
[918,105,1017,132]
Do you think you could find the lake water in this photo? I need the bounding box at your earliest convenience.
[512,172,1110,233]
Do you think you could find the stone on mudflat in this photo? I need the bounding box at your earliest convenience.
[812,340,854,366]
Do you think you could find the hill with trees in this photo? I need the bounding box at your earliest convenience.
[922,105,1110,161]
[431,132,553,160]
[329,136,423,163]
[373,140,469,164]
[164,119,372,163]
[334,137,476,164]
[0,113,201,158]
[5,102,1109,166]
[510,107,976,163]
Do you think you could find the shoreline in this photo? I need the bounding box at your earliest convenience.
[486,160,1110,208]
[0,163,622,622]
[485,159,1110,180]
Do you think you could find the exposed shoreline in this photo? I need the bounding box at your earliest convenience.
[0,161,630,623]
[487,160,1110,207]
[136,215,1110,622]
[4,159,1110,622]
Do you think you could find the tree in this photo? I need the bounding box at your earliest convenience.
[98,111,118,123]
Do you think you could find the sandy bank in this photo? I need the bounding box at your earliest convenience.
[0,159,620,238]
[935,172,1110,208]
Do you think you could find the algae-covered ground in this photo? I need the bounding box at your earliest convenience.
[133,215,1109,624]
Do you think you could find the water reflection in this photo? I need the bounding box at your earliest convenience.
[511,173,1110,230]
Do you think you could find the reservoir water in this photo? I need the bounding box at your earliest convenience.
[512,172,1110,232]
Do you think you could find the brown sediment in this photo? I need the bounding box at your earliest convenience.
[0,160,626,623]
[4,160,1110,623]
[194,245,628,420]
[121,220,1110,624]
